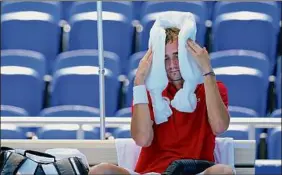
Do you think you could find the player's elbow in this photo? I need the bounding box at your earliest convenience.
[212,114,230,136]
[131,129,153,147]
[133,134,152,147]
[213,127,228,136]
[213,117,230,136]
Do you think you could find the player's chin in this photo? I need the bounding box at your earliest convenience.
[169,76,182,81]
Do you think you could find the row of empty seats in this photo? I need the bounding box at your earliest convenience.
[1,1,281,74]
[1,107,281,159]
[60,1,216,21]
[1,49,281,116]
[1,104,281,139]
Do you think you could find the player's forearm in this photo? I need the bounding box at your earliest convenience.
[203,75,230,135]
[131,78,154,147]
[131,103,154,147]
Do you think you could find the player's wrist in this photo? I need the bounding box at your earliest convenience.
[133,85,149,105]
[202,65,215,77]
[203,70,215,77]
[134,77,145,86]
[202,65,213,75]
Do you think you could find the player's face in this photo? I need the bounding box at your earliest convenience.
[165,39,182,82]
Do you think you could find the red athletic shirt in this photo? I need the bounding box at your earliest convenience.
[132,81,228,174]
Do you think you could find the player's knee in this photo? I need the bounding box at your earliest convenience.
[222,165,234,175]
[204,164,234,175]
[88,163,115,174]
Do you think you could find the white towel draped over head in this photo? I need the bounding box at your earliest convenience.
[145,11,204,124]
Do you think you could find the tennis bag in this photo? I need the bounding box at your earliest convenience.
[162,159,215,175]
[0,147,89,175]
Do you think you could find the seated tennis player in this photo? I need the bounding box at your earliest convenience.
[89,12,234,175]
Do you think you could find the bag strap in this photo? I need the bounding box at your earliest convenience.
[24,150,56,162]
[1,147,56,162]
[1,147,15,152]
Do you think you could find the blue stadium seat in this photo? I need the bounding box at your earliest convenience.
[228,105,263,146]
[68,2,134,74]
[113,125,131,138]
[267,109,281,151]
[100,107,132,135]
[1,49,46,78]
[133,1,144,20]
[276,57,281,108]
[206,1,216,20]
[1,104,35,136]
[228,106,262,143]
[270,108,281,118]
[54,49,120,76]
[267,127,281,159]
[213,2,280,27]
[1,66,44,116]
[218,125,249,140]
[139,1,208,51]
[1,50,46,132]
[128,51,146,74]
[1,1,61,73]
[212,2,280,71]
[1,124,26,139]
[212,50,268,144]
[38,105,99,137]
[125,51,146,107]
[1,105,29,116]
[255,160,281,175]
[210,50,270,117]
[36,124,100,140]
[228,106,257,118]
[50,52,120,116]
[40,105,100,117]
[61,1,73,20]
[115,107,132,117]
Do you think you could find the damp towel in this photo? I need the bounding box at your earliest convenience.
[145,11,204,125]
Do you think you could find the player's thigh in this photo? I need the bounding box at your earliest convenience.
[202,164,234,175]
[89,162,131,175]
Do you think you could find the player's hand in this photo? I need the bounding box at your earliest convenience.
[186,39,212,74]
[134,48,153,86]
